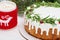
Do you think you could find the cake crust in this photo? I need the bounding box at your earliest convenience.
[24,24,60,40]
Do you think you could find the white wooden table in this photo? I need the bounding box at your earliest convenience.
[0,16,25,40]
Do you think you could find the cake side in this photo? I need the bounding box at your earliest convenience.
[24,22,60,40]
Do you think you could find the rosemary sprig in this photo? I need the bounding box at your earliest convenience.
[44,18,56,25]
[26,14,56,25]
[42,15,50,21]
[32,14,40,22]
[33,1,60,8]
[57,19,60,22]
[26,1,60,25]
[26,13,31,19]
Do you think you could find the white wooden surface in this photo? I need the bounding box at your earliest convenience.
[0,16,25,40]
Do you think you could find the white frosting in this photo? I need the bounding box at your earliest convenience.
[0,1,16,12]
[25,6,60,35]
[33,6,60,19]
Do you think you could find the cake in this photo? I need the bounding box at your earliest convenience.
[24,2,60,40]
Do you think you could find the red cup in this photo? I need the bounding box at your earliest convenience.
[0,1,18,30]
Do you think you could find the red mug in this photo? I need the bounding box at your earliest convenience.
[0,1,18,30]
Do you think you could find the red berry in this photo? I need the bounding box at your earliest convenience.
[40,20,44,24]
[59,22,60,24]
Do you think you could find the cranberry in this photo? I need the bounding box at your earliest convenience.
[59,22,60,24]
[40,20,44,24]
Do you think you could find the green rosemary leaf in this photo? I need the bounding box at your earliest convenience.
[54,2,60,7]
[32,14,40,22]
[57,19,60,22]
[45,18,56,25]
[34,14,40,21]
[42,15,50,21]
[32,16,36,21]
[26,13,31,19]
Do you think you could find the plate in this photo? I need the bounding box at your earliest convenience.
[17,17,40,40]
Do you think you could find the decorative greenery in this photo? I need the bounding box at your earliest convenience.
[57,19,60,22]
[57,0,60,3]
[44,18,56,25]
[12,0,60,13]
[32,14,40,21]
[26,13,58,25]
[42,15,50,21]
[26,13,31,19]
[25,1,60,13]
[54,2,60,7]
[26,14,40,22]
[40,0,56,2]
[25,1,60,25]
[12,0,36,11]
[33,1,60,8]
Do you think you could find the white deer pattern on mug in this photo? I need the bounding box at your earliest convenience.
[0,15,13,26]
